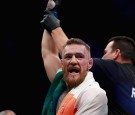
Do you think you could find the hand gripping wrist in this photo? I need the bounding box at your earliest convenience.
[40,11,60,32]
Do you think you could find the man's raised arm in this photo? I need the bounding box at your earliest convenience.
[41,29,61,82]
[40,11,68,54]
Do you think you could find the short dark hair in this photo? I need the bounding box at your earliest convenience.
[62,38,91,56]
[108,36,135,64]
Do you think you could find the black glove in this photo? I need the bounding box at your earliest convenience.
[40,11,60,32]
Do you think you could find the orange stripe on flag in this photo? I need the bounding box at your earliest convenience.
[57,93,77,115]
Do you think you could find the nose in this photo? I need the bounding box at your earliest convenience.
[70,56,77,64]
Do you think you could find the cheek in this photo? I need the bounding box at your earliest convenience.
[102,55,106,59]
[61,60,64,70]
[61,61,68,70]
[81,61,89,68]
[102,53,109,59]
[102,53,114,59]
[61,62,65,70]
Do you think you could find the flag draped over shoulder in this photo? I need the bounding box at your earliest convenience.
[41,70,66,115]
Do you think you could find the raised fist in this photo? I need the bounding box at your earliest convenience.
[40,11,60,32]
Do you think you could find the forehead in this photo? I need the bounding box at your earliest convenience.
[63,44,87,54]
[104,41,114,51]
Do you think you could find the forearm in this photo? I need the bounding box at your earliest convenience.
[51,27,68,55]
[41,30,61,82]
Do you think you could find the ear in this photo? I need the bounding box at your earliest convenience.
[113,49,120,60]
[88,58,93,70]
[61,59,64,70]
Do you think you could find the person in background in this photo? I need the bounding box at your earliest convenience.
[40,8,135,114]
[0,110,16,115]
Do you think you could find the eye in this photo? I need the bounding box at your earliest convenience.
[75,53,84,59]
[64,55,72,59]
[76,55,83,58]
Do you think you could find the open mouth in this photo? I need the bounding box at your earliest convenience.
[68,68,80,73]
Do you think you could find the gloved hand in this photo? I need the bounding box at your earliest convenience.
[40,11,60,32]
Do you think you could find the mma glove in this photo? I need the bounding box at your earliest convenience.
[40,11,60,32]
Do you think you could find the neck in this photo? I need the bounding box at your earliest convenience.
[116,58,133,64]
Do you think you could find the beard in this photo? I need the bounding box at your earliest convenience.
[64,71,87,88]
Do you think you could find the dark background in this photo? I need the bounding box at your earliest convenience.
[1,0,135,114]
